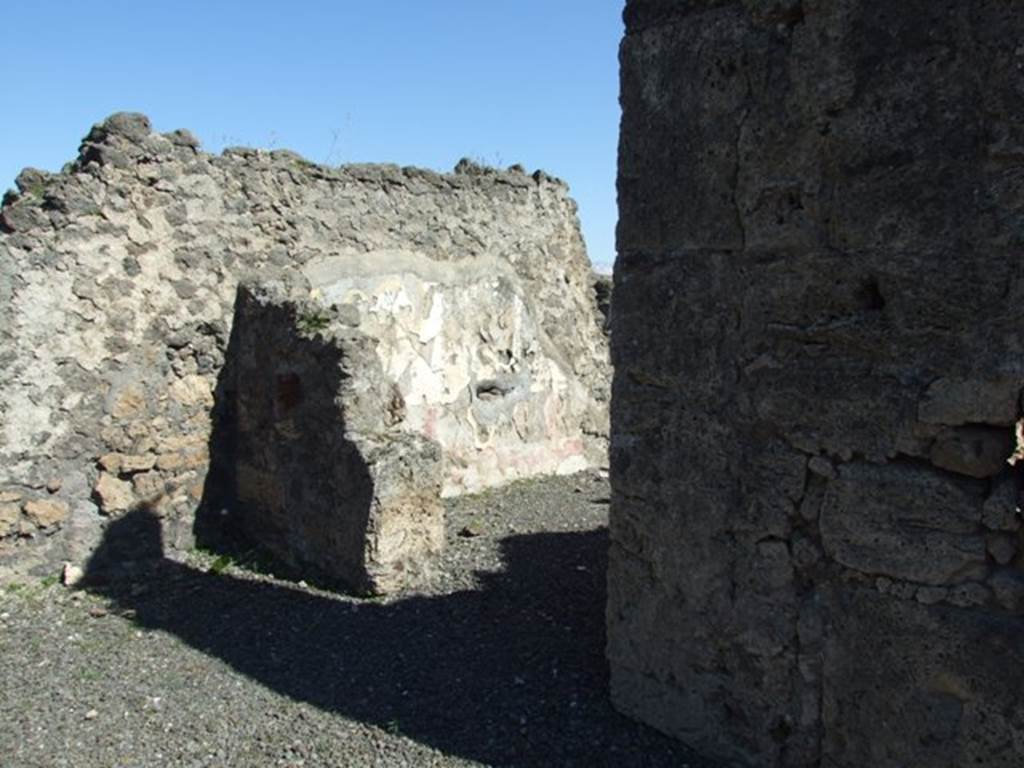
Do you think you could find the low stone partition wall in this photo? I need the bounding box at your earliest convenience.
[232,277,444,593]
[0,113,609,582]
[609,2,1024,766]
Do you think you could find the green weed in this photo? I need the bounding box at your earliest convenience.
[208,554,235,575]
[297,310,331,335]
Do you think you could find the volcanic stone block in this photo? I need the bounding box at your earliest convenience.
[610,1,1024,766]
[818,462,988,586]
[820,586,1024,767]
[232,277,444,594]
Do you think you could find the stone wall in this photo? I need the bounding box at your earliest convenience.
[0,113,609,579]
[301,250,598,496]
[232,276,445,593]
[609,2,1024,766]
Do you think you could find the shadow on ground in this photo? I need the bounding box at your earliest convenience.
[82,509,702,767]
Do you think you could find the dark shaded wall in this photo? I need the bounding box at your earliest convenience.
[608,2,1024,766]
[229,278,444,593]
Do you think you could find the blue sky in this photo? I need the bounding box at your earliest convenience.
[1,1,623,269]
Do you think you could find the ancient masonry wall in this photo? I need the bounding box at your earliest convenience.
[0,113,609,579]
[608,2,1024,767]
[231,277,446,594]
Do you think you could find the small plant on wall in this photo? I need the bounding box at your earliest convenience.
[296,309,331,336]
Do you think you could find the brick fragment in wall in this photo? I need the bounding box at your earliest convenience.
[0,504,21,537]
[22,499,69,529]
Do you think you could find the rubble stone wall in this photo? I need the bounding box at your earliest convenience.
[232,277,445,593]
[0,113,609,579]
[609,2,1024,766]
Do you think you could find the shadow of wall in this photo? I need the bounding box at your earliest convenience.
[192,295,241,550]
[79,505,694,767]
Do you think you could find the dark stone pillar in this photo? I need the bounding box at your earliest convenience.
[609,2,1024,765]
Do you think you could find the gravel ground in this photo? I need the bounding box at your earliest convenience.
[0,471,717,768]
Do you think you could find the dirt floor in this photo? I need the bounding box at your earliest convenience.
[0,471,715,767]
